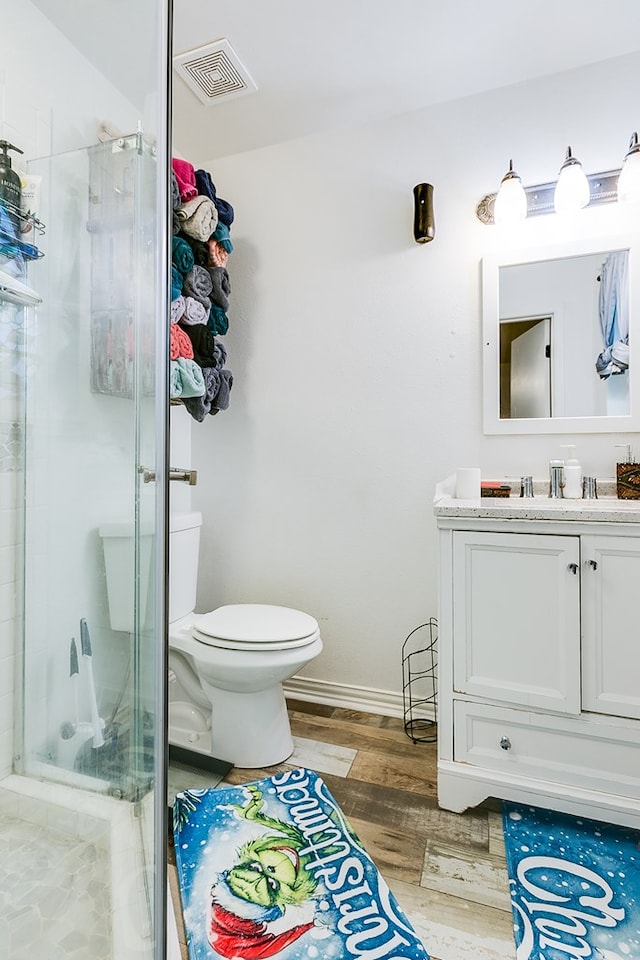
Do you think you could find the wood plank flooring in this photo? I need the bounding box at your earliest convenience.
[167,699,516,960]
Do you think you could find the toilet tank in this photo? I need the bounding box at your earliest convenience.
[99,511,202,631]
[169,511,202,622]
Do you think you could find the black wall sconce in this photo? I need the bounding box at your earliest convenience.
[413,183,435,243]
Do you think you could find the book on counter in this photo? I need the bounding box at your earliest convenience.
[480,480,512,498]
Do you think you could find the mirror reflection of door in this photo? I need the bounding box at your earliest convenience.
[500,316,551,418]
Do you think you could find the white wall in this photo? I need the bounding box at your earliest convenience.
[0,1,147,774]
[186,51,640,704]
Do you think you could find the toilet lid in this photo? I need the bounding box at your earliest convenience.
[193,604,319,649]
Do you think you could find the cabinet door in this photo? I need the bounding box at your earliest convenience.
[452,531,581,712]
[581,535,640,719]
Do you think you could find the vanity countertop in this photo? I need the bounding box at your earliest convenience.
[433,494,640,523]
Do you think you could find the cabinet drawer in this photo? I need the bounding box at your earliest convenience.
[453,700,640,799]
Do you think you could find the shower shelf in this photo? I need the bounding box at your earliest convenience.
[0,200,46,262]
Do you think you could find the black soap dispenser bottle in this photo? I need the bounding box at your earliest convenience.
[0,140,24,230]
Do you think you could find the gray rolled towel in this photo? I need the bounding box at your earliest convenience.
[170,296,185,324]
[212,368,233,411]
[209,266,231,311]
[183,367,221,422]
[213,338,227,369]
[175,195,218,242]
[183,264,213,309]
[181,296,207,326]
[170,171,181,210]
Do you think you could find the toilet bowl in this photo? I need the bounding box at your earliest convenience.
[100,511,323,769]
[170,604,322,767]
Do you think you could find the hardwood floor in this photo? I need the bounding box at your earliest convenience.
[167,699,516,960]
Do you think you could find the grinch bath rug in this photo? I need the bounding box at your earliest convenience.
[173,767,428,960]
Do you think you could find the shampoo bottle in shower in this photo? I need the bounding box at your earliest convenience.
[0,141,24,231]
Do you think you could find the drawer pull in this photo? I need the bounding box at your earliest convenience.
[500,736,512,751]
[586,559,598,571]
[567,562,579,575]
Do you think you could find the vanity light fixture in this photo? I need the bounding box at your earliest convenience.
[553,146,590,214]
[617,132,640,203]
[476,160,622,224]
[493,160,527,224]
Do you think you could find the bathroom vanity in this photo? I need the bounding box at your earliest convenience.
[434,493,640,829]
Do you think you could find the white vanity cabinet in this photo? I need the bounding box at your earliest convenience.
[435,497,640,829]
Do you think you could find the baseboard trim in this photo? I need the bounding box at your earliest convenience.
[284,676,435,723]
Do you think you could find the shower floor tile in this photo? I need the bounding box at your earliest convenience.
[0,814,111,959]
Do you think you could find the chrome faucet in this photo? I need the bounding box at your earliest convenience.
[549,460,564,498]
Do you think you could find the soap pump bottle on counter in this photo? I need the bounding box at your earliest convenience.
[560,445,582,499]
[0,141,23,231]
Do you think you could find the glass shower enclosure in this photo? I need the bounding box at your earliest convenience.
[0,3,171,958]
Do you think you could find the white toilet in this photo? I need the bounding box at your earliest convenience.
[101,511,323,768]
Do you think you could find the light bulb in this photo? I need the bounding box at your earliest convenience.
[554,146,590,214]
[493,160,527,224]
[617,132,640,203]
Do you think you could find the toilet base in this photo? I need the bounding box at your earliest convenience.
[199,680,294,768]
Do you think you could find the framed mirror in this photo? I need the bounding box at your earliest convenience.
[482,234,637,434]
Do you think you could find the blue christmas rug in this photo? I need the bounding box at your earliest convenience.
[503,802,640,960]
[173,767,429,960]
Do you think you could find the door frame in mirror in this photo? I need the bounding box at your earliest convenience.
[482,233,638,434]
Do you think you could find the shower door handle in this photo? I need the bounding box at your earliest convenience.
[139,466,198,485]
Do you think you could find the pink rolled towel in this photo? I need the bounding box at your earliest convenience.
[207,239,229,268]
[172,158,198,202]
[170,323,194,360]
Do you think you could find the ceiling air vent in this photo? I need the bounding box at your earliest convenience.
[173,39,257,106]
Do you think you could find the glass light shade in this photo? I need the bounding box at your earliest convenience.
[617,133,640,203]
[554,147,590,214]
[493,162,527,224]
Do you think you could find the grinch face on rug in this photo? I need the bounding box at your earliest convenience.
[222,837,315,914]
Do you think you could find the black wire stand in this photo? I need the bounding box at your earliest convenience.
[402,619,437,743]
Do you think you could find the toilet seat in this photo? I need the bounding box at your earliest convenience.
[192,603,320,652]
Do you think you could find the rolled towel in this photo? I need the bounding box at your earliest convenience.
[172,211,181,236]
[183,367,221,422]
[181,295,208,326]
[183,264,213,307]
[207,239,229,269]
[170,358,206,399]
[172,158,198,202]
[175,195,218,242]
[208,303,229,336]
[209,266,231,311]
[170,323,194,361]
[170,296,185,324]
[195,168,217,202]
[171,236,195,275]
[214,197,234,226]
[212,368,233,412]
[211,221,233,253]
[179,322,217,367]
[182,235,210,267]
[213,338,227,369]
[171,265,183,301]
[170,171,181,210]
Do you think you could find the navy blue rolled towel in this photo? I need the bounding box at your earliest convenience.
[195,169,216,201]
